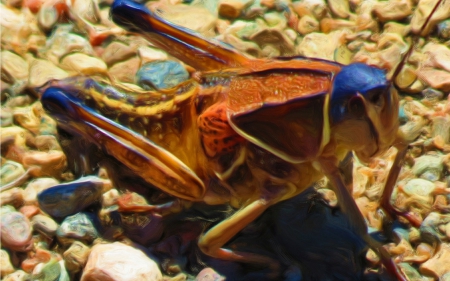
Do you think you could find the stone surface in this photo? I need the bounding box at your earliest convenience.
[31,214,59,237]
[56,212,99,246]
[136,61,189,90]
[109,57,141,83]
[22,150,67,178]
[63,241,91,273]
[297,15,319,35]
[328,0,349,18]
[28,59,69,88]
[101,41,136,66]
[373,0,413,22]
[196,268,225,281]
[1,249,15,277]
[417,68,450,92]
[298,30,347,60]
[218,0,248,19]
[23,178,60,205]
[0,206,33,252]
[37,176,104,219]
[81,242,162,281]
[420,243,450,279]
[1,51,29,81]
[148,4,216,37]
[59,53,107,76]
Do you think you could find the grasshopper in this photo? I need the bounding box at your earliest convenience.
[40,0,445,279]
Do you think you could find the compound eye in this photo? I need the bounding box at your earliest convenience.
[366,88,386,109]
[348,95,366,119]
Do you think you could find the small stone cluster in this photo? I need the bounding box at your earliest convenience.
[1,0,450,280]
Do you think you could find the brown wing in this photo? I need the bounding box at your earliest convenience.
[227,69,333,163]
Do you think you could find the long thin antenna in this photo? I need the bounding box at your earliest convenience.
[390,0,444,82]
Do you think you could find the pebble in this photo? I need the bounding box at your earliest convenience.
[43,26,94,64]
[22,150,67,178]
[81,242,163,281]
[101,41,136,66]
[297,15,319,35]
[34,135,61,151]
[1,51,29,82]
[250,27,295,55]
[410,0,450,36]
[59,53,107,76]
[23,177,59,205]
[63,241,91,273]
[412,155,444,181]
[373,0,412,22]
[32,214,59,237]
[420,243,450,279]
[1,161,26,188]
[218,0,249,19]
[152,4,216,37]
[222,34,261,57]
[438,19,450,39]
[136,61,189,90]
[420,212,450,245]
[422,43,450,73]
[56,212,99,246]
[403,178,435,203]
[2,270,29,281]
[196,268,225,281]
[21,247,52,273]
[19,205,40,218]
[263,12,287,29]
[328,0,349,19]
[120,212,164,246]
[31,259,62,281]
[102,188,119,207]
[0,188,24,208]
[71,0,100,24]
[298,31,347,60]
[398,263,425,281]
[13,105,41,135]
[0,206,33,252]
[416,68,450,92]
[38,176,105,219]
[1,249,15,278]
[28,59,69,88]
[320,18,356,33]
[109,56,141,83]
[291,0,327,20]
[37,3,59,32]
[137,46,168,65]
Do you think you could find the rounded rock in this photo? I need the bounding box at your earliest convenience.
[1,206,33,252]
[38,176,104,219]
[32,214,59,237]
[63,241,91,273]
[81,242,162,281]
[136,60,189,90]
[56,212,99,246]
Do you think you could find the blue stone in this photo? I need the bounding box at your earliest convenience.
[56,212,100,246]
[120,212,164,246]
[136,60,189,90]
[38,176,104,219]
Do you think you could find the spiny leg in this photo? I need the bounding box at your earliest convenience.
[197,184,297,277]
[319,157,408,281]
[380,145,422,227]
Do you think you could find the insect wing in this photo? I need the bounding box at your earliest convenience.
[227,66,335,163]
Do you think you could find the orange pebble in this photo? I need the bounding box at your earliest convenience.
[21,248,52,273]
[23,0,45,13]
[19,205,40,219]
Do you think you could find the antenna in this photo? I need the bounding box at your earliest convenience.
[390,0,444,83]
